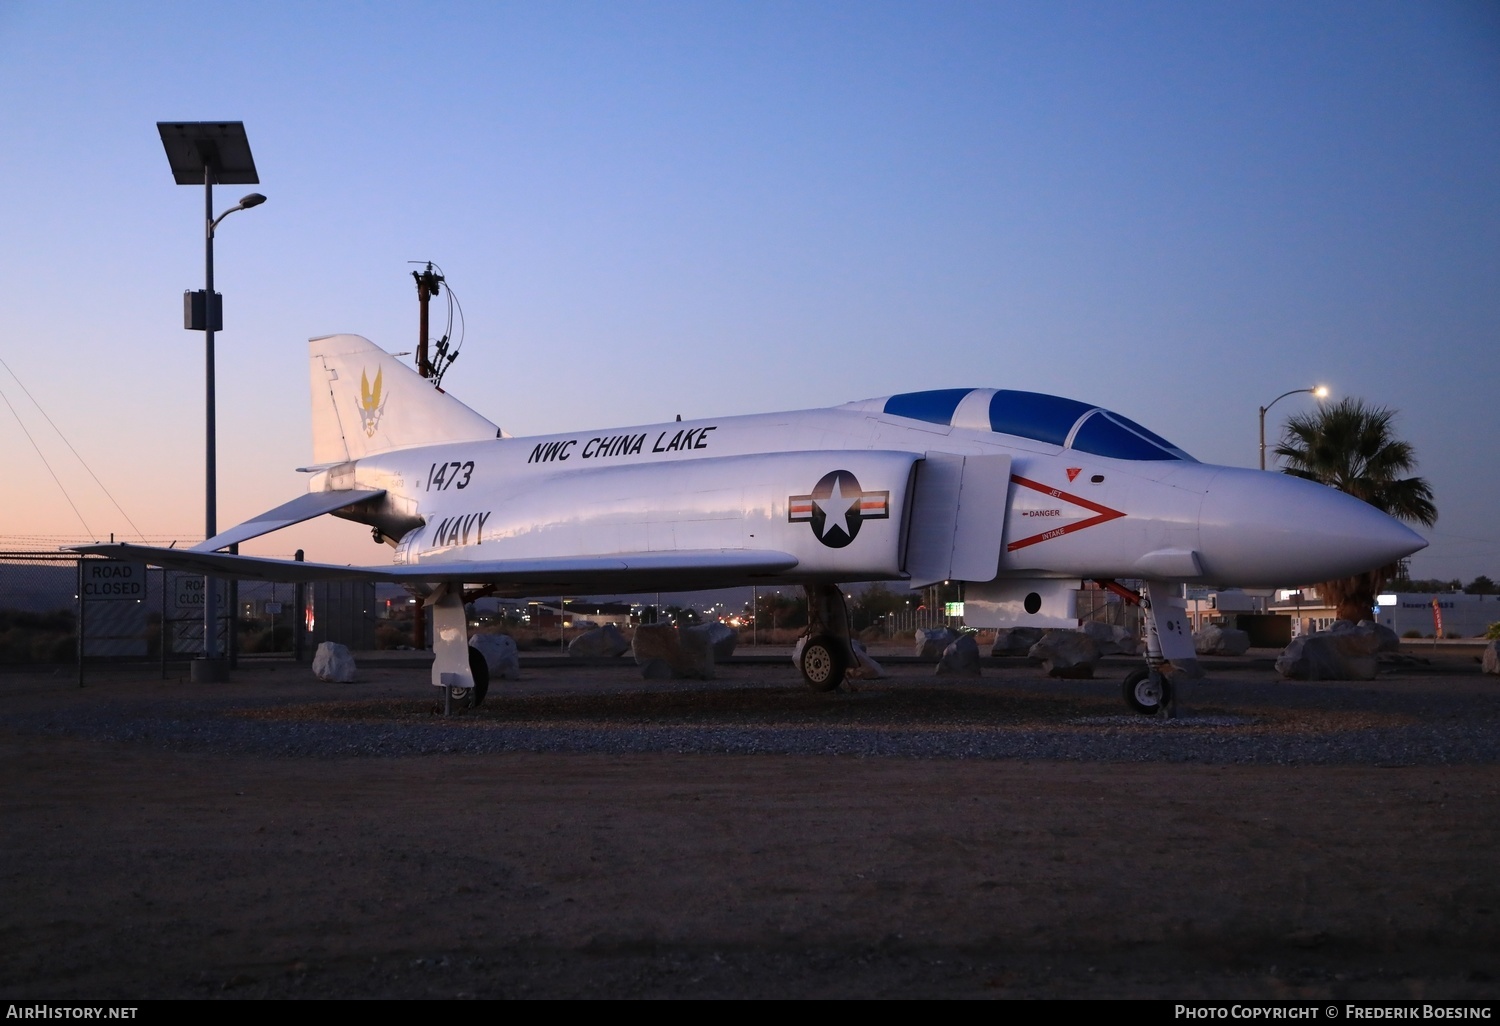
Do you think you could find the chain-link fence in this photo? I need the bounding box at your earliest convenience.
[0,552,377,670]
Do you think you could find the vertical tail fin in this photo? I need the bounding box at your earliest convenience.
[309,334,500,464]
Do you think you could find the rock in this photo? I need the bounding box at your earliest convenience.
[311,641,356,682]
[990,626,1045,657]
[1028,630,1100,679]
[631,623,715,679]
[677,625,716,676]
[687,622,738,660]
[915,627,958,660]
[1164,657,1207,680]
[567,624,630,659]
[936,633,982,676]
[1081,620,1140,656]
[1358,619,1402,654]
[1482,641,1499,677]
[470,632,521,679]
[1276,622,1382,680]
[1194,624,1251,656]
[639,658,673,680]
[846,638,887,680]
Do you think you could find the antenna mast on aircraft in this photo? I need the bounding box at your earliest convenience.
[412,261,443,382]
[411,261,464,389]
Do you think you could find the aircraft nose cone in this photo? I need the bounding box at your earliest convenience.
[1198,468,1427,587]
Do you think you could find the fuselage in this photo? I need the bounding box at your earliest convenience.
[311,386,1427,593]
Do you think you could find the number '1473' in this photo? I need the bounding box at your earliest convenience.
[426,461,473,491]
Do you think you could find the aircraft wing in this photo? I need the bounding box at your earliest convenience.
[71,542,799,592]
[192,489,387,552]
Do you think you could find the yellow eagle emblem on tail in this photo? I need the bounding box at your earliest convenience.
[357,368,387,437]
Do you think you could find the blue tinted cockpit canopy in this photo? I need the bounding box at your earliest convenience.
[879,387,1195,461]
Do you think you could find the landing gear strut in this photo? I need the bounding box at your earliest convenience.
[797,584,853,692]
[427,584,486,715]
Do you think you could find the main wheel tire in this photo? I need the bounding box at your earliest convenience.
[468,646,490,708]
[800,635,848,692]
[447,648,492,710]
[1123,666,1172,715]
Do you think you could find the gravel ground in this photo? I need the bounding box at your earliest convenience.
[2,650,1497,999]
[7,654,1497,765]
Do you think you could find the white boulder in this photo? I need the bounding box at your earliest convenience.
[1276,621,1382,681]
[470,632,521,680]
[936,633,982,676]
[846,638,887,680]
[312,641,356,683]
[990,626,1045,657]
[915,627,959,660]
[632,623,715,679]
[1194,624,1251,656]
[1028,630,1100,679]
[567,624,630,659]
[1359,619,1402,654]
[1081,620,1141,656]
[687,622,738,660]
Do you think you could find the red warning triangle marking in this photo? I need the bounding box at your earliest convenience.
[1006,474,1126,552]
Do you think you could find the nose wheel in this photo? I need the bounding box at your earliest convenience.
[1122,666,1172,716]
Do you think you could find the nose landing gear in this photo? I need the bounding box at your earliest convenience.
[1122,665,1173,716]
[1095,579,1193,718]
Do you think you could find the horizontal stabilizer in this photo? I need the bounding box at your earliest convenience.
[72,543,799,593]
[193,489,386,552]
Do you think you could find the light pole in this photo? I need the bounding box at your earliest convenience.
[1259,386,1327,471]
[158,123,265,681]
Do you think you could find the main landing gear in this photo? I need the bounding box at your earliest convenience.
[447,647,490,711]
[798,584,853,692]
[425,584,490,714]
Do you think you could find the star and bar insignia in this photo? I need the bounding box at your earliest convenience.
[789,470,889,548]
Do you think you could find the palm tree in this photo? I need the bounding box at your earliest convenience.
[1274,398,1437,621]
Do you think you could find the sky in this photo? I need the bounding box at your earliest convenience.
[1,0,1496,583]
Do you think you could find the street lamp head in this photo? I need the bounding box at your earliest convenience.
[1259,384,1331,470]
[239,193,267,209]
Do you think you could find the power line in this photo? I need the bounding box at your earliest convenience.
[0,355,147,540]
[0,383,94,538]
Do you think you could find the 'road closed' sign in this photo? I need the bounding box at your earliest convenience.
[82,561,145,601]
[173,576,228,615]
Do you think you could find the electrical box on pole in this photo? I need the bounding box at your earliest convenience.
[183,290,223,331]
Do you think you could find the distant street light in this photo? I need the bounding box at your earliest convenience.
[157,122,265,682]
[1259,386,1328,471]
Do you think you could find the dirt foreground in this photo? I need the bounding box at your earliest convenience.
[1,654,1498,999]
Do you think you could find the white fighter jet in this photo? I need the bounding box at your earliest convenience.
[78,334,1426,713]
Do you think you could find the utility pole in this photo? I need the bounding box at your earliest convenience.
[413,262,444,381]
[410,263,444,651]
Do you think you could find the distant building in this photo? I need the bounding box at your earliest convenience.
[1376,593,1498,638]
[1260,586,1497,639]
